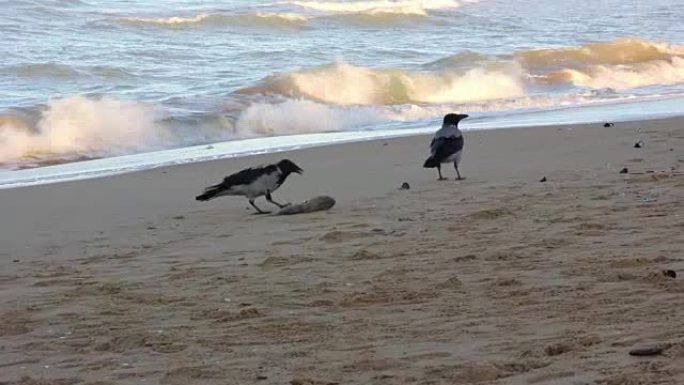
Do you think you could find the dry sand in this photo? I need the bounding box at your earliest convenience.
[1,118,683,385]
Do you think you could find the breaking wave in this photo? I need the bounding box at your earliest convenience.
[239,61,525,105]
[517,38,684,67]
[238,38,684,105]
[523,38,684,90]
[3,38,684,168]
[0,96,167,166]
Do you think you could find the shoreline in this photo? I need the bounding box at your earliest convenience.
[2,94,684,189]
[1,116,683,384]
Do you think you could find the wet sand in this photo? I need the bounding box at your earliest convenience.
[1,118,683,384]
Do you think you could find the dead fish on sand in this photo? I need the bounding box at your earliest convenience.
[277,196,335,215]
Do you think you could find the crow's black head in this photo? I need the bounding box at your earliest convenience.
[277,159,303,175]
[443,113,469,126]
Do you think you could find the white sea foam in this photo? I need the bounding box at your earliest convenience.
[232,92,610,137]
[234,99,385,136]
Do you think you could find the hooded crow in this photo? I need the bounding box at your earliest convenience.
[195,159,303,214]
[423,113,468,180]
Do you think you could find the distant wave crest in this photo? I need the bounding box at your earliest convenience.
[119,12,310,28]
[2,63,133,79]
[288,0,469,14]
[117,0,477,29]
[121,13,212,25]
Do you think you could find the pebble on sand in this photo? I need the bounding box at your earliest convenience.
[400,182,410,190]
[539,176,547,182]
[603,122,614,127]
[634,140,644,148]
[619,167,629,174]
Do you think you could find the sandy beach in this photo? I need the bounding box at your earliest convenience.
[1,118,683,385]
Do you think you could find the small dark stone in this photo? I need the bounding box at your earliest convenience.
[12,259,19,263]
[539,176,547,183]
[173,215,185,220]
[603,122,614,127]
[400,182,410,190]
[240,302,252,307]
[383,142,388,146]
[663,269,676,279]
[634,140,644,148]
[629,346,664,356]
[257,375,268,380]
[619,167,629,174]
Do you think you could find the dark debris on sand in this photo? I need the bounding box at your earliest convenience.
[663,269,677,279]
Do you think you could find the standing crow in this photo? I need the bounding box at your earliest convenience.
[423,113,468,180]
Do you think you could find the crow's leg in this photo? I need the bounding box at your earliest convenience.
[454,162,463,180]
[249,198,271,214]
[265,191,289,208]
[437,164,447,181]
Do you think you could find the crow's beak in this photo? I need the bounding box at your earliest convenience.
[295,167,303,174]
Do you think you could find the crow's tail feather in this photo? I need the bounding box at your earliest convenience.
[423,156,440,168]
[195,184,222,201]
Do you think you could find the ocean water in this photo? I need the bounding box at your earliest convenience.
[1,0,683,184]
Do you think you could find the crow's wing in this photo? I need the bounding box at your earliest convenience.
[196,164,280,201]
[218,164,278,189]
[430,136,463,162]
